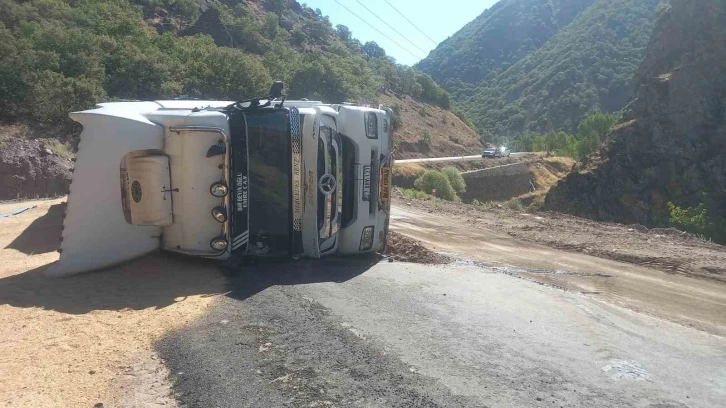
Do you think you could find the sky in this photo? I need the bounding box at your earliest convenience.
[301,0,499,66]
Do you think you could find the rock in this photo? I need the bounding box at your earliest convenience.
[43,148,54,156]
[88,370,96,375]
[630,224,649,233]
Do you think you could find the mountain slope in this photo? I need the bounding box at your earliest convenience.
[418,0,595,86]
[381,94,482,160]
[546,0,726,241]
[0,0,476,169]
[418,0,660,137]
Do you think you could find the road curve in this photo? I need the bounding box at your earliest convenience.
[396,152,531,164]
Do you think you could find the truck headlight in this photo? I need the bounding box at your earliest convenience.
[211,206,227,223]
[364,112,378,139]
[210,236,228,251]
[359,226,375,251]
[210,182,228,197]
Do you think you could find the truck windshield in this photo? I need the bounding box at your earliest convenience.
[245,110,291,256]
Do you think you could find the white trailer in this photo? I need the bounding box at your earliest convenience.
[49,83,393,276]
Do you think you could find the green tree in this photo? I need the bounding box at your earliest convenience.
[441,167,466,194]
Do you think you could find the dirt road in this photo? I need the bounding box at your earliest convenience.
[391,204,726,337]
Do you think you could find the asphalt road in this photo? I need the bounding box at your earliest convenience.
[157,254,726,407]
[395,152,531,164]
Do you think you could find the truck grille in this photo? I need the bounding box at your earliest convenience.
[290,108,302,232]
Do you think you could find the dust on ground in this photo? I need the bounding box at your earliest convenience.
[383,231,452,264]
[395,192,726,283]
[0,198,227,407]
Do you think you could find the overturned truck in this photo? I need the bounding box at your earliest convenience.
[49,82,393,276]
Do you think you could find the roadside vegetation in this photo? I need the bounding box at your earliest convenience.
[668,194,726,243]
[499,112,617,160]
[408,167,467,202]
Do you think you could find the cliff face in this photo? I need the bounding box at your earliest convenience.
[546,0,726,225]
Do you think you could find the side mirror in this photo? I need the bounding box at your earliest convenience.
[269,81,284,99]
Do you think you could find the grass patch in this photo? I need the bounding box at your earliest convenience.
[402,188,434,200]
[45,140,73,159]
[393,163,426,178]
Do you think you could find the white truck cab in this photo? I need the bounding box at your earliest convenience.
[49,82,393,276]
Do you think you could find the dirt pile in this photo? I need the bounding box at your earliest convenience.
[546,0,726,227]
[0,137,73,200]
[383,231,452,264]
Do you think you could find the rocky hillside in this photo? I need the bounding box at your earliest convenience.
[418,0,660,137]
[546,0,726,238]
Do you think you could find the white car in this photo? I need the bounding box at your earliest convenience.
[49,82,394,276]
[482,146,510,158]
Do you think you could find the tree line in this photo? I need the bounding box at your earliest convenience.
[499,112,618,160]
[0,0,450,130]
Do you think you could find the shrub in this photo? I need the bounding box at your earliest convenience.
[471,199,480,206]
[441,166,466,194]
[418,106,428,117]
[528,195,546,211]
[389,103,402,131]
[414,170,457,201]
[504,198,524,211]
[420,129,433,146]
[668,196,726,243]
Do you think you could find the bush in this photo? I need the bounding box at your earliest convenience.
[441,166,466,194]
[420,129,433,146]
[471,199,480,206]
[504,198,524,211]
[414,170,457,201]
[528,195,546,211]
[668,196,726,243]
[389,103,402,131]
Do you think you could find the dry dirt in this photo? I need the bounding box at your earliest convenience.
[383,231,452,264]
[390,200,726,337]
[0,198,227,407]
[380,94,482,160]
[394,192,726,283]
